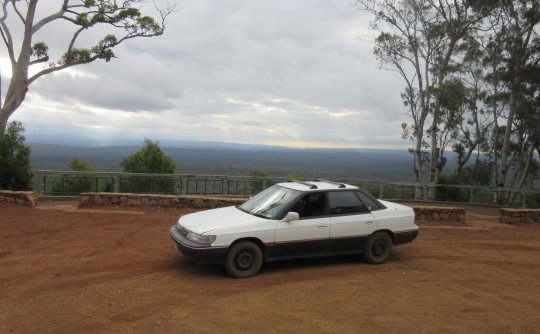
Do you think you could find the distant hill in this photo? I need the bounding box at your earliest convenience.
[28,141,459,182]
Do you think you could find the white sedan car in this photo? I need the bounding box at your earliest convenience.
[170,180,418,278]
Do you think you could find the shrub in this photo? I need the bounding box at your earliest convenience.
[119,139,176,194]
[0,121,33,190]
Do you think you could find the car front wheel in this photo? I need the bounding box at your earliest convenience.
[225,241,263,278]
[364,232,393,264]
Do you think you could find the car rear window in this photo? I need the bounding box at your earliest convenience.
[329,191,369,215]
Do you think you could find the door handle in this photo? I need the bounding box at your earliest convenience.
[317,225,327,228]
[365,221,374,224]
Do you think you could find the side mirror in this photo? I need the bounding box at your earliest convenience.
[282,212,300,222]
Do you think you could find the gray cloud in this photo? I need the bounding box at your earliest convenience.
[8,0,410,148]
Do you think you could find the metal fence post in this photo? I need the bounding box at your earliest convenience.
[42,175,47,195]
[181,176,187,195]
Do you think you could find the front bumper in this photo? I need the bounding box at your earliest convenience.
[170,226,228,265]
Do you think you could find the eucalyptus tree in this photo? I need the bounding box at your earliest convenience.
[487,0,540,201]
[482,31,509,187]
[355,0,490,199]
[452,36,493,176]
[0,0,174,134]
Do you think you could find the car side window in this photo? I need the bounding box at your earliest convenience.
[291,192,327,219]
[329,191,369,215]
[355,191,384,211]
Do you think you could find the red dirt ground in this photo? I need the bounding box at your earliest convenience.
[0,201,539,333]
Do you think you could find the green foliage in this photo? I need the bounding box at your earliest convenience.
[248,169,267,178]
[0,121,33,191]
[31,42,48,59]
[119,139,176,194]
[439,160,492,187]
[436,159,494,202]
[51,158,100,195]
[135,16,162,34]
[63,1,167,65]
[91,35,118,61]
[70,158,96,172]
[121,139,175,173]
[60,48,92,64]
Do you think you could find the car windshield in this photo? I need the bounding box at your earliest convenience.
[239,185,300,219]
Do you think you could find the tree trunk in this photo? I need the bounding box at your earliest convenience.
[507,143,535,205]
[428,78,445,200]
[516,144,534,190]
[0,0,38,135]
[1,77,30,135]
[0,111,9,136]
[428,121,440,200]
[497,90,516,203]
[489,62,501,204]
[413,140,423,200]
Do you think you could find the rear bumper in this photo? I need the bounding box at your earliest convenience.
[393,228,419,245]
[170,226,228,265]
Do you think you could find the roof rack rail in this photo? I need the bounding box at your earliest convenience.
[289,179,318,189]
[315,179,346,188]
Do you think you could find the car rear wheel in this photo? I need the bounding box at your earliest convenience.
[364,232,393,264]
[225,241,263,278]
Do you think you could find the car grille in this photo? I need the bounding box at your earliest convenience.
[177,225,189,237]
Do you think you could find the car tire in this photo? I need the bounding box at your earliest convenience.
[364,232,393,264]
[225,241,263,278]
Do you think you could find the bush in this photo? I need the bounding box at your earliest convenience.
[0,121,33,190]
[119,139,176,194]
[51,158,101,195]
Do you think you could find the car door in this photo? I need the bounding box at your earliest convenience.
[271,192,330,259]
[328,191,378,253]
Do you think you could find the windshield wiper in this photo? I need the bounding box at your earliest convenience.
[237,206,267,218]
[236,206,249,214]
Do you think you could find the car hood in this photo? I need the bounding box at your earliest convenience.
[178,206,266,234]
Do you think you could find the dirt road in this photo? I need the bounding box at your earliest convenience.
[1,202,539,333]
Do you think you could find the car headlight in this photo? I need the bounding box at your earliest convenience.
[186,231,216,244]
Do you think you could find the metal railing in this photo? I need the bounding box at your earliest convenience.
[35,170,540,208]
[35,170,287,197]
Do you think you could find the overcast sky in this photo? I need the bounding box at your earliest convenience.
[2,0,410,148]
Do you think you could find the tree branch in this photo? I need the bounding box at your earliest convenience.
[32,11,68,33]
[0,0,16,64]
[67,26,85,53]
[29,56,49,66]
[10,0,25,23]
[28,55,101,84]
